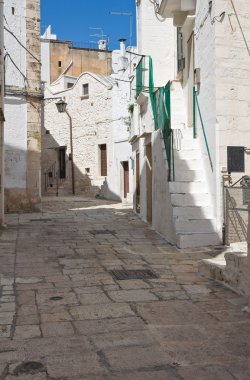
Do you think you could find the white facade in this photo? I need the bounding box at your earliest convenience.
[42,40,133,201]
[130,0,250,248]
[4,0,27,190]
[4,0,42,212]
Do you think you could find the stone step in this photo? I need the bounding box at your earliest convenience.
[171,193,210,207]
[169,181,208,194]
[174,170,204,182]
[175,219,216,233]
[177,232,221,249]
[174,149,201,160]
[174,159,203,171]
[177,128,195,140]
[198,253,226,281]
[177,139,200,150]
[173,206,213,220]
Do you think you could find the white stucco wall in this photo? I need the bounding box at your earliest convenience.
[41,40,50,85]
[137,0,175,86]
[4,0,27,190]
[4,0,26,88]
[4,97,27,188]
[43,73,114,195]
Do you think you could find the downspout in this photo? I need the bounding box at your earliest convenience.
[0,0,5,226]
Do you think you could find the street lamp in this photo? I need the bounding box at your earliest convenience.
[55,99,75,195]
[56,99,68,113]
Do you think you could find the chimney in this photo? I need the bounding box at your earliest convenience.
[98,39,107,50]
[118,38,128,72]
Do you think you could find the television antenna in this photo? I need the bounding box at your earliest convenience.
[109,12,133,47]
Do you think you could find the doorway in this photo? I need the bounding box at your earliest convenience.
[136,151,140,213]
[58,147,66,179]
[146,143,152,223]
[122,161,129,198]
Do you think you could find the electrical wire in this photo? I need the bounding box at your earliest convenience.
[4,25,41,64]
[229,0,250,57]
[4,50,29,87]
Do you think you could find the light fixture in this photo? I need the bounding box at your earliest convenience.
[56,99,67,113]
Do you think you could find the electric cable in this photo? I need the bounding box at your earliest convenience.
[4,50,29,87]
[229,0,250,57]
[4,26,41,64]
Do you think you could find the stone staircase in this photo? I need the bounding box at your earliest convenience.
[169,128,220,248]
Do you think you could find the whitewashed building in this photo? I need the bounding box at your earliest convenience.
[4,0,42,212]
[130,0,250,248]
[41,37,133,201]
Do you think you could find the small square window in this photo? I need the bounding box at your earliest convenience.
[67,82,74,89]
[82,84,89,96]
[85,168,90,174]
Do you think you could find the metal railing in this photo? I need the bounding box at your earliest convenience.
[193,87,213,172]
[44,163,66,196]
[224,185,248,245]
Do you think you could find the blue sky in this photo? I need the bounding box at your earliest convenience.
[41,0,136,51]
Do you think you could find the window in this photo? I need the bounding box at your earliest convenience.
[99,144,107,177]
[58,61,62,68]
[67,82,74,89]
[11,7,15,15]
[82,84,89,97]
[177,27,185,73]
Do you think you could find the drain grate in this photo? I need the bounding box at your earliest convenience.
[49,296,63,301]
[14,362,45,375]
[30,219,52,222]
[88,230,116,236]
[110,269,158,280]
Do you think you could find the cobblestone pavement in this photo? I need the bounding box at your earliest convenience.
[0,197,250,379]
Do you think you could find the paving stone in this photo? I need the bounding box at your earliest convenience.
[73,317,146,335]
[91,330,156,349]
[103,345,172,370]
[14,325,41,339]
[70,303,134,320]
[41,322,75,337]
[107,370,180,380]
[117,280,152,290]
[46,352,107,377]
[0,325,11,338]
[177,365,237,380]
[107,290,158,302]
[77,292,111,305]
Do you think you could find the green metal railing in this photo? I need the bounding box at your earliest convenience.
[193,87,213,172]
[136,56,146,96]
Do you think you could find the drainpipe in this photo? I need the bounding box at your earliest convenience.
[0,0,5,226]
[66,110,75,195]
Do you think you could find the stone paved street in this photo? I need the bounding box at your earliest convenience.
[0,197,250,379]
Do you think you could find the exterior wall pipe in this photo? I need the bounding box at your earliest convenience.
[0,0,5,226]
[66,110,75,195]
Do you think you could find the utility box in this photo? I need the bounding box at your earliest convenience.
[227,146,245,173]
[241,176,250,205]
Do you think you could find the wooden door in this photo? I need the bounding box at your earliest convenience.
[100,144,107,176]
[123,161,129,198]
[59,147,66,179]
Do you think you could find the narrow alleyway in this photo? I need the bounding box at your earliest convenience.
[0,198,249,379]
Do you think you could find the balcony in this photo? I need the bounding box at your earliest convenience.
[158,0,196,26]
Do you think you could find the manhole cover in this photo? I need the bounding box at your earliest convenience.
[88,230,116,235]
[110,269,158,280]
[14,362,45,375]
[49,296,63,301]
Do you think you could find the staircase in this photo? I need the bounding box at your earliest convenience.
[169,128,220,249]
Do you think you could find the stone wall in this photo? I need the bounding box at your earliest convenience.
[49,41,112,84]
